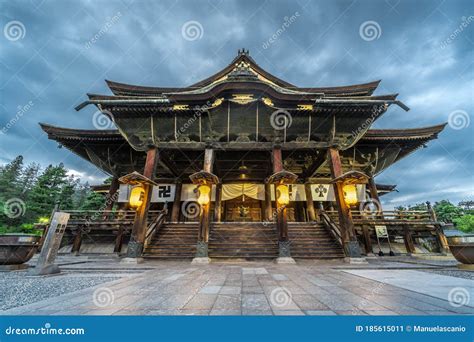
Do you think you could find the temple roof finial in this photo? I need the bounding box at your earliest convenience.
[238,48,249,56]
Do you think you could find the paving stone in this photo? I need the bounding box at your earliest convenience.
[220,286,241,295]
[199,286,222,294]
[305,310,337,316]
[183,294,217,310]
[210,309,241,315]
[213,294,241,310]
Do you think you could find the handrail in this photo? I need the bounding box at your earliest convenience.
[145,204,168,246]
[320,210,342,246]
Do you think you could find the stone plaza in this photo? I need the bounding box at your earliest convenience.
[1,256,472,316]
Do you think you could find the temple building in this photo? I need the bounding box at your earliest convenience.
[40,49,447,262]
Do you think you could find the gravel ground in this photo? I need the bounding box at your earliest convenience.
[0,271,122,310]
[421,269,474,280]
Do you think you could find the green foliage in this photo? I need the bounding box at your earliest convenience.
[0,155,110,234]
[453,215,474,233]
[433,200,463,224]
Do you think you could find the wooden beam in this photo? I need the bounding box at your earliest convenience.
[159,153,180,177]
[264,182,273,221]
[272,146,283,173]
[203,148,215,173]
[362,224,373,254]
[403,224,416,254]
[301,152,327,179]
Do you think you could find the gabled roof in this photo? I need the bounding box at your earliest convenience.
[104,49,381,98]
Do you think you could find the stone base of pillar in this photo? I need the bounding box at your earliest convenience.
[343,240,362,258]
[195,241,209,258]
[0,264,29,271]
[126,239,144,258]
[191,257,211,264]
[275,257,296,264]
[278,241,292,257]
[29,263,60,276]
[121,257,144,264]
[344,257,368,264]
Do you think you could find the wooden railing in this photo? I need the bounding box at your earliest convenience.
[320,210,342,246]
[324,209,435,225]
[145,206,168,246]
[64,210,136,229]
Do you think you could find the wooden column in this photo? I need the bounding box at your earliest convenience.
[127,147,158,258]
[214,182,222,222]
[327,148,361,257]
[104,176,120,212]
[361,224,373,255]
[195,148,214,259]
[113,225,124,253]
[171,182,182,222]
[427,201,449,254]
[264,182,272,221]
[368,177,380,204]
[71,229,82,255]
[403,224,416,254]
[304,183,316,221]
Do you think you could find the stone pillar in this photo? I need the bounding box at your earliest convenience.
[327,148,361,259]
[171,182,182,222]
[214,182,222,222]
[126,147,158,260]
[304,182,316,221]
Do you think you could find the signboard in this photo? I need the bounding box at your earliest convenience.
[29,212,70,276]
[310,184,335,201]
[151,184,176,203]
[375,225,389,238]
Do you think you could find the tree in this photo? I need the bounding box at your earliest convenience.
[433,200,463,224]
[453,215,474,233]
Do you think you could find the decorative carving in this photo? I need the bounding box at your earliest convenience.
[297,104,313,111]
[235,133,251,142]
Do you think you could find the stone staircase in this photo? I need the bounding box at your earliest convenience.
[288,222,345,259]
[143,221,344,260]
[143,222,198,259]
[208,222,279,259]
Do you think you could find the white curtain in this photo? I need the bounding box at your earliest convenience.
[222,184,265,201]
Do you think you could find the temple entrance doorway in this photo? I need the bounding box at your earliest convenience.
[223,196,262,222]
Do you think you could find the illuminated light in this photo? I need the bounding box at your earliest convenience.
[276,184,290,205]
[297,104,313,111]
[172,104,189,111]
[129,185,145,209]
[262,97,274,107]
[343,184,358,206]
[197,184,211,206]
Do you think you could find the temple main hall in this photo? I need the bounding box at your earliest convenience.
[40,49,447,262]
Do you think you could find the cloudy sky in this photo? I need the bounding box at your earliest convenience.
[1,0,473,207]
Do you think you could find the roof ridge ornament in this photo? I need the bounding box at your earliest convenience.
[238,48,249,56]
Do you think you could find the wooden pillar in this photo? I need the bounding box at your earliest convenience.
[71,229,82,255]
[327,148,361,258]
[264,182,272,221]
[171,182,182,222]
[104,176,120,212]
[195,148,214,259]
[426,201,449,254]
[114,225,124,253]
[403,224,416,254]
[214,182,222,222]
[127,147,158,258]
[304,183,316,221]
[362,224,373,255]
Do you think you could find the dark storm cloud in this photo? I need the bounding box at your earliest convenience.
[0,0,472,205]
